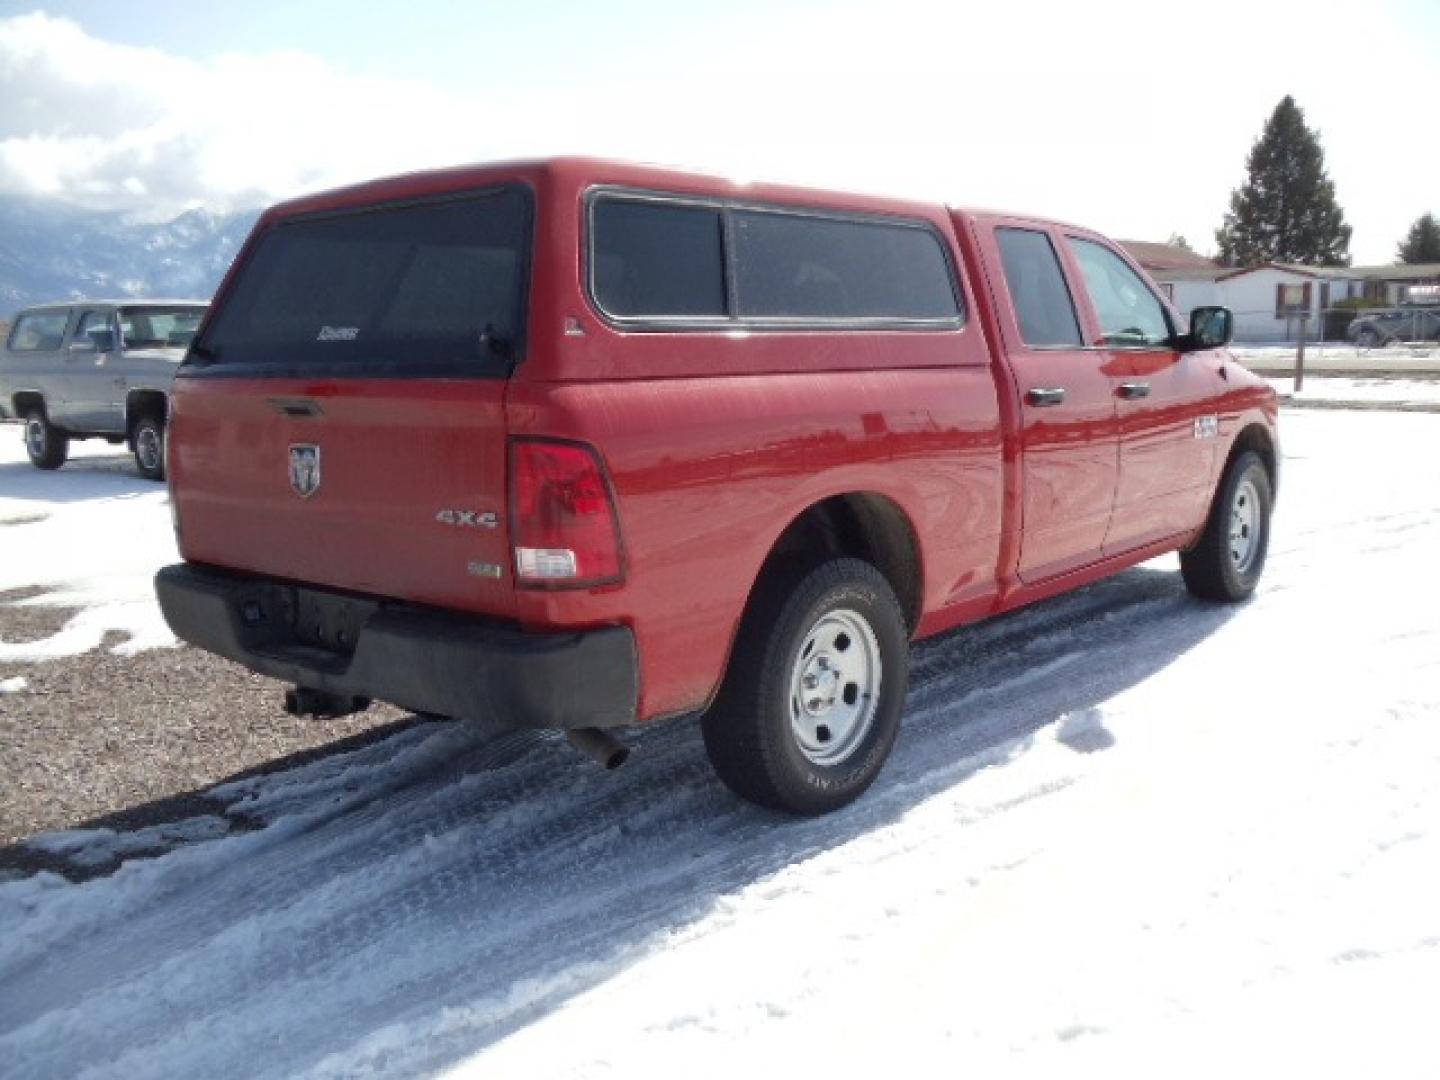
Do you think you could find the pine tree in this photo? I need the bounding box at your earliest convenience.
[1396,213,1440,264]
[1215,96,1352,267]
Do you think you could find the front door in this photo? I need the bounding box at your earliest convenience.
[979,221,1120,582]
[1061,235,1218,553]
[66,308,125,432]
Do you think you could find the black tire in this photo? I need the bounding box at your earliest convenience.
[132,415,166,481]
[1181,450,1272,602]
[702,557,909,815]
[23,409,68,470]
[1355,327,1381,348]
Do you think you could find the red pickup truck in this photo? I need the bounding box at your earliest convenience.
[155,158,1277,815]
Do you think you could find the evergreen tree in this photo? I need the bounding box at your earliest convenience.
[1215,96,1351,267]
[1396,213,1440,264]
[1166,233,1193,253]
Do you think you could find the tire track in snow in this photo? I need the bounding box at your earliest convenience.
[0,564,1239,1079]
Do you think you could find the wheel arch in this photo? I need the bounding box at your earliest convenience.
[1227,420,1278,497]
[12,390,46,418]
[125,388,169,433]
[743,491,924,635]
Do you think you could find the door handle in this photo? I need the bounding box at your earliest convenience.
[1026,387,1066,407]
[1117,382,1152,400]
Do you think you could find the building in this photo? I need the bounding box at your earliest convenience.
[1122,242,1364,343]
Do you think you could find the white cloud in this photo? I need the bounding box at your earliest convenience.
[0,5,1435,263]
[0,12,489,218]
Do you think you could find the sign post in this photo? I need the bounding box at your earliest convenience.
[1294,315,1308,393]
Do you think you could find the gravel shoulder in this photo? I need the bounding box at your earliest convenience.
[0,599,409,877]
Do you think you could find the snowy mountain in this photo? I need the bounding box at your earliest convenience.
[0,196,259,315]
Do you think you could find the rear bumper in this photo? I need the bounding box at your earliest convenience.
[154,563,638,730]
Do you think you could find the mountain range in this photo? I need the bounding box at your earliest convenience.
[0,195,260,317]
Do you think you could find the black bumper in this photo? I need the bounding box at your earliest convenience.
[154,563,637,730]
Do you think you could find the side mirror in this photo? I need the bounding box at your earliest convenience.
[1179,306,1233,352]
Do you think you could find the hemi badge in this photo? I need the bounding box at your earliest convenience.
[468,561,503,579]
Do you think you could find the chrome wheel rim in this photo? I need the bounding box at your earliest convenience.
[25,417,46,459]
[789,608,882,767]
[137,425,162,472]
[1229,477,1261,573]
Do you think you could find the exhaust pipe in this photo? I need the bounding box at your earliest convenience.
[566,727,630,770]
[284,686,371,719]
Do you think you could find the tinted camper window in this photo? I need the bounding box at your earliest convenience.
[592,199,727,319]
[194,186,532,377]
[733,211,959,321]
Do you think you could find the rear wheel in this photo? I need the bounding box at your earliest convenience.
[1355,327,1381,348]
[132,415,166,481]
[23,409,68,470]
[702,558,909,815]
[1181,451,1272,602]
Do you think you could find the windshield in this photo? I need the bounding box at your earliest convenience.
[191,185,532,378]
[121,307,206,349]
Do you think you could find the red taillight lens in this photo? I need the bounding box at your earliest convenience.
[509,439,623,587]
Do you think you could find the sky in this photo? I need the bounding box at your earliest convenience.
[0,0,1436,265]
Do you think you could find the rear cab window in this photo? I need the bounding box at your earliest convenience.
[188,185,533,378]
[994,228,1083,348]
[589,191,962,329]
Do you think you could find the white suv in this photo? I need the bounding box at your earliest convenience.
[0,299,207,479]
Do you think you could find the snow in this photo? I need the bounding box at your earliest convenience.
[1266,375,1440,407]
[2,409,1440,1078]
[0,675,25,693]
[1232,343,1440,375]
[24,815,231,868]
[0,434,177,660]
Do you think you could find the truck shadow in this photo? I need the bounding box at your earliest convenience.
[0,562,1243,1077]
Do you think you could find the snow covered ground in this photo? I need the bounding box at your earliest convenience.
[1233,342,1440,375]
[0,440,177,660]
[2,410,1439,1079]
[1265,375,1440,408]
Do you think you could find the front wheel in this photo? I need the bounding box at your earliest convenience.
[702,558,909,815]
[132,415,166,481]
[24,409,68,470]
[1181,451,1273,602]
[1355,328,1381,349]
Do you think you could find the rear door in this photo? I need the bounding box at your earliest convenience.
[170,184,533,618]
[977,219,1119,582]
[1061,234,1218,553]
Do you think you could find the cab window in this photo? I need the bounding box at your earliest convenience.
[75,310,114,349]
[995,227,1083,347]
[1067,238,1171,348]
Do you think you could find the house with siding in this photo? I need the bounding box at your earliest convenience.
[1121,242,1364,342]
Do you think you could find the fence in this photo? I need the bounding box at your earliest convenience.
[1220,306,1439,389]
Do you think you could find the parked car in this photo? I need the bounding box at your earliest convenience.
[154,158,1277,815]
[1346,305,1440,347]
[0,299,208,479]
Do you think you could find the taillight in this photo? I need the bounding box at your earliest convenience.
[509,439,624,587]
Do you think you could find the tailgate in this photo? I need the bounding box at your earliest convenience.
[167,182,534,619]
[170,377,515,617]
